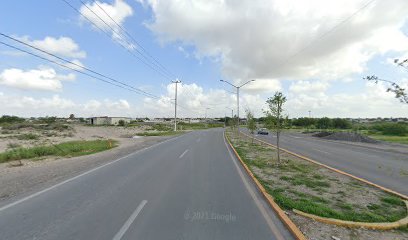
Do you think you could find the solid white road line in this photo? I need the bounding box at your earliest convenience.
[112,200,148,240]
[179,149,189,158]
[223,134,285,240]
[0,134,188,213]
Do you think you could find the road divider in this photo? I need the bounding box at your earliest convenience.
[241,131,408,200]
[224,132,307,240]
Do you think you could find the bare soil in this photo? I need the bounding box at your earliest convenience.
[0,124,175,203]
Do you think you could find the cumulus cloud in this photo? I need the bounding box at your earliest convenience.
[80,0,133,48]
[19,36,86,59]
[0,67,75,91]
[286,80,408,118]
[142,82,265,118]
[140,0,408,83]
[289,80,329,94]
[0,93,133,117]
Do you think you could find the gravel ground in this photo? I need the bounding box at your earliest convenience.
[0,135,176,204]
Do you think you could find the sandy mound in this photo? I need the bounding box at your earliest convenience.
[314,132,378,143]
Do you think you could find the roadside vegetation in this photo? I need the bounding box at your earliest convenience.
[0,139,117,163]
[226,130,407,224]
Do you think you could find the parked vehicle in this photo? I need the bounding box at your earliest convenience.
[257,128,269,135]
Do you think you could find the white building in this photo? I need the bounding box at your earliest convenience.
[88,116,131,125]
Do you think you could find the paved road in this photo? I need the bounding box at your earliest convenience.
[242,129,408,195]
[0,129,292,240]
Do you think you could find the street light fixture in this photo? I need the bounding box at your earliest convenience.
[220,79,255,134]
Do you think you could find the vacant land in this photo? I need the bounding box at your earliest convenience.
[0,139,117,163]
[227,131,407,240]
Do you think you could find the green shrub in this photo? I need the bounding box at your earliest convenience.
[0,115,25,124]
[17,133,39,140]
[371,123,408,136]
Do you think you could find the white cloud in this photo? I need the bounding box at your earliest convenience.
[242,79,282,94]
[0,67,75,92]
[142,82,265,118]
[0,93,133,117]
[19,36,86,59]
[80,0,133,48]
[289,80,329,94]
[286,80,408,118]
[141,0,408,82]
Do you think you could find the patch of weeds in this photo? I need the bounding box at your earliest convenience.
[7,142,21,149]
[16,133,39,140]
[337,190,346,197]
[0,140,117,163]
[312,174,324,180]
[286,174,331,189]
[381,196,405,206]
[337,202,353,210]
[367,203,381,210]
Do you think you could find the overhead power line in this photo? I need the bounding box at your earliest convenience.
[61,0,174,81]
[277,0,376,69]
[92,0,177,79]
[0,36,202,115]
[0,33,158,99]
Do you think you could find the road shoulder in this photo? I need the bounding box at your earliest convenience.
[0,136,176,204]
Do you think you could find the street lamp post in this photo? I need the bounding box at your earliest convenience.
[172,79,181,131]
[220,79,255,135]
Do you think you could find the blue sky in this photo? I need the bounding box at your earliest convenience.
[1,0,408,118]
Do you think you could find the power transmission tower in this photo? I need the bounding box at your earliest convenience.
[173,79,181,131]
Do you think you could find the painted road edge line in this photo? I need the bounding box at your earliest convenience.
[112,200,148,240]
[224,132,307,240]
[179,149,189,158]
[223,133,285,240]
[242,131,408,200]
[0,133,188,212]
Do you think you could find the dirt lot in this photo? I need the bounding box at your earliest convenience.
[0,123,178,203]
[0,123,153,152]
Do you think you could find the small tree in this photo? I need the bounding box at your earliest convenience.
[265,92,287,164]
[246,109,256,144]
[118,120,125,126]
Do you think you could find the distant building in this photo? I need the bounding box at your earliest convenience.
[88,116,131,125]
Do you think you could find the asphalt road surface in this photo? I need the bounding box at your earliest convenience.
[0,129,292,240]
[242,129,408,196]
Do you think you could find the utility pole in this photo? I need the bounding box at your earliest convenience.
[308,110,311,118]
[220,79,255,135]
[172,79,181,131]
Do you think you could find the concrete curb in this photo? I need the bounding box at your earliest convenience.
[241,132,408,200]
[293,200,408,230]
[224,132,307,240]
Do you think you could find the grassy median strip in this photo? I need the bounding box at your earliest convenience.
[0,140,117,163]
[227,131,406,224]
